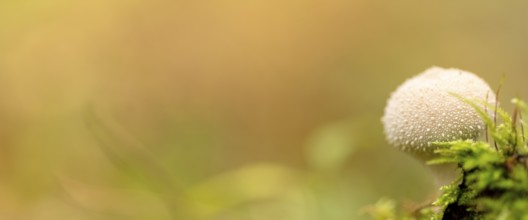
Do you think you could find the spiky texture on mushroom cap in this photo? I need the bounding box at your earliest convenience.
[382,67,495,157]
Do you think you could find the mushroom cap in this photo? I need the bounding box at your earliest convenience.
[382,67,495,156]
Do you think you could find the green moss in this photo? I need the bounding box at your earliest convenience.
[367,98,528,219]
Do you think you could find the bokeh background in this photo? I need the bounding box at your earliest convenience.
[1,0,528,219]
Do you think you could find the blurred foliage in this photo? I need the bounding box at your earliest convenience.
[1,0,528,219]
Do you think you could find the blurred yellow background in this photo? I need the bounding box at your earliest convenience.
[1,0,527,219]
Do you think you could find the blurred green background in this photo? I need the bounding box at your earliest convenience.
[1,0,528,219]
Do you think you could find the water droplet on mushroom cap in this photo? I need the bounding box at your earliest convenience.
[382,66,495,158]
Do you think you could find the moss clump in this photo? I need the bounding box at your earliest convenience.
[367,98,528,219]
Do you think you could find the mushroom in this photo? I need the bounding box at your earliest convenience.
[382,66,495,186]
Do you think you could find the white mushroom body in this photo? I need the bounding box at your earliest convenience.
[382,67,495,186]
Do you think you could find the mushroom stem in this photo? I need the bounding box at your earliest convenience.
[427,163,460,189]
[413,152,461,190]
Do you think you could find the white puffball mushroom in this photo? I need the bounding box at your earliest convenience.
[382,66,495,186]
